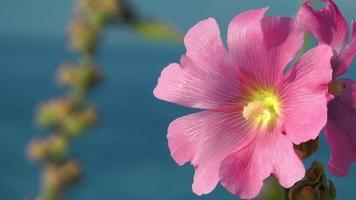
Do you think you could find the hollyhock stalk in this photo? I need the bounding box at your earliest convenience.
[27,0,180,199]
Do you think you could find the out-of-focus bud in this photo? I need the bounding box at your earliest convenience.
[28,138,49,161]
[80,0,138,25]
[294,137,319,159]
[134,20,182,43]
[43,165,62,191]
[69,16,99,54]
[289,161,336,200]
[75,65,101,93]
[48,134,69,161]
[39,187,61,200]
[57,63,79,87]
[57,62,101,92]
[42,161,81,195]
[36,98,73,128]
[27,134,69,162]
[59,160,82,185]
[61,106,98,137]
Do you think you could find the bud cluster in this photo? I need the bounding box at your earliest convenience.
[27,0,180,199]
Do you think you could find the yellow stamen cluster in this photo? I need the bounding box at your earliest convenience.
[242,90,281,129]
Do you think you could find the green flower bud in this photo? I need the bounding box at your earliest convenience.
[36,98,73,127]
[62,107,97,137]
[69,16,99,54]
[59,160,82,185]
[27,138,49,161]
[48,134,69,161]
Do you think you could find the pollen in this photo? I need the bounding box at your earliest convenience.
[242,90,281,129]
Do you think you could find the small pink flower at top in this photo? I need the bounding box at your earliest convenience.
[154,8,333,199]
[297,0,356,176]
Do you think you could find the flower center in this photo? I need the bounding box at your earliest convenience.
[242,90,280,129]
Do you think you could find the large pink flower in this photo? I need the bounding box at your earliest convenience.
[154,8,333,199]
[297,0,356,176]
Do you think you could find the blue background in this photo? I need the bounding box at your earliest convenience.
[0,0,355,199]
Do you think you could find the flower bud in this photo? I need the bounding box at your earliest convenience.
[62,106,98,137]
[68,16,99,54]
[294,137,319,159]
[289,161,336,200]
[57,63,79,86]
[47,134,69,161]
[79,0,138,25]
[43,165,62,191]
[305,160,324,185]
[57,62,101,92]
[27,138,49,161]
[36,98,73,127]
[59,160,82,185]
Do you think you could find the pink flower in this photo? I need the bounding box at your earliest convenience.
[154,8,333,199]
[297,0,356,176]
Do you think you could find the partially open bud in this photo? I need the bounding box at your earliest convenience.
[289,161,336,200]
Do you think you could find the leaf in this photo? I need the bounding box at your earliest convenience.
[134,20,182,43]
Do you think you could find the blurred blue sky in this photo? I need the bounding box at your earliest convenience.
[0,0,356,200]
[0,0,355,38]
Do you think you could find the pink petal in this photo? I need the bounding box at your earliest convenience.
[154,18,239,110]
[324,79,356,176]
[228,8,304,87]
[281,45,333,144]
[297,0,349,52]
[167,111,254,195]
[219,132,304,199]
[334,21,356,76]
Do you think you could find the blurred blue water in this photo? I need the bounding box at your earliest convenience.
[0,0,356,199]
